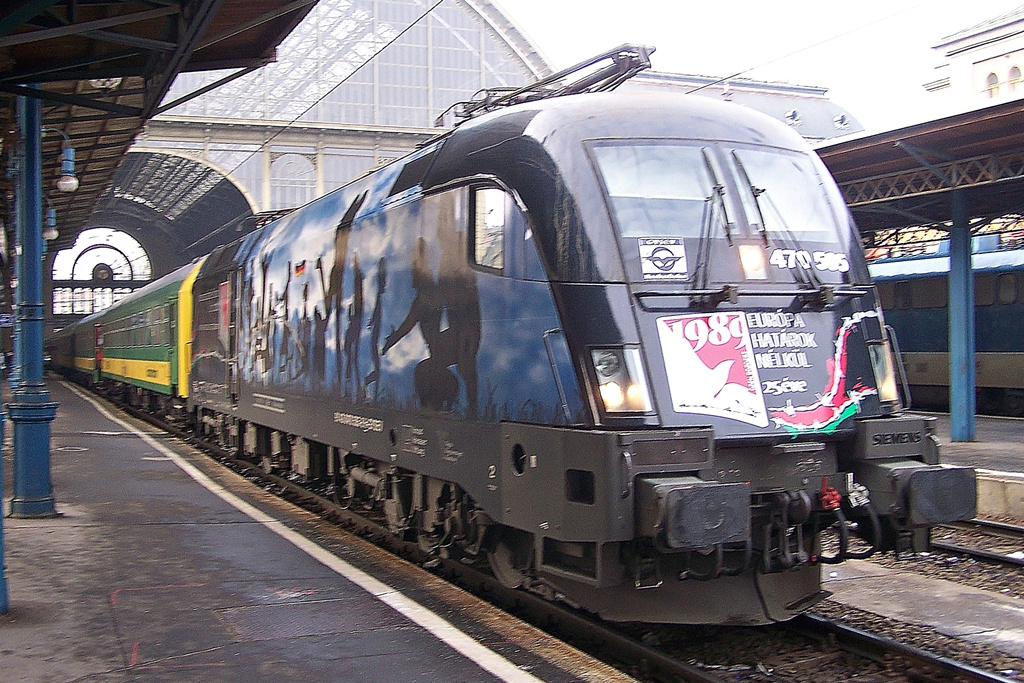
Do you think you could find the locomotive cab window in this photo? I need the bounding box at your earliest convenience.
[592,140,853,285]
[592,143,714,239]
[472,187,505,271]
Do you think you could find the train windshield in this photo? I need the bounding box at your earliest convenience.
[727,146,842,246]
[592,143,720,240]
[592,141,851,285]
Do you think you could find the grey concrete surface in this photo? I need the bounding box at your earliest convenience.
[916,412,1024,519]
[923,412,1024,474]
[825,560,1024,659]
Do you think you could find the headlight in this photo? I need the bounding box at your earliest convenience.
[591,347,652,413]
[738,244,768,280]
[868,341,900,406]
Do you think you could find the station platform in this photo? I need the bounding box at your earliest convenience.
[919,412,1024,520]
[1,379,631,683]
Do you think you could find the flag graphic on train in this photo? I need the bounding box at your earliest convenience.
[767,311,879,434]
[657,312,768,427]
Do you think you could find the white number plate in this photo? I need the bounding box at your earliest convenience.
[769,249,849,273]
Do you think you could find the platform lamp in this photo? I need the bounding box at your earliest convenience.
[41,127,78,193]
[42,196,58,244]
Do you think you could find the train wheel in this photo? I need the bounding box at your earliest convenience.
[418,530,440,555]
[487,527,533,589]
[329,451,352,508]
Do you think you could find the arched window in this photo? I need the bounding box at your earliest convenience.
[51,228,152,315]
[986,72,1000,98]
[1010,66,1022,93]
[270,153,315,210]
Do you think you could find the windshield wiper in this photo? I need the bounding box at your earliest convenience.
[730,151,769,248]
[731,150,821,290]
[691,199,712,289]
[702,149,732,246]
[691,149,734,292]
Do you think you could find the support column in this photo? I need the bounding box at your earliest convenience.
[262,144,272,212]
[8,92,58,518]
[315,137,324,198]
[11,156,23,390]
[948,189,975,441]
[0,411,7,613]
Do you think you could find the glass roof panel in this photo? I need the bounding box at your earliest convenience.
[160,0,539,126]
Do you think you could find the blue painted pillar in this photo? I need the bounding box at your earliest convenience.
[0,410,7,613]
[8,92,58,518]
[949,189,975,441]
[10,157,22,391]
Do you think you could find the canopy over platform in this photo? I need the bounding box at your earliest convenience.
[817,99,1024,441]
[0,0,318,251]
[817,99,1024,239]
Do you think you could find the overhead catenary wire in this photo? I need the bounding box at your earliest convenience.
[685,3,923,95]
[184,0,448,251]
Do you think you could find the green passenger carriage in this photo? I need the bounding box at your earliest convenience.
[48,259,203,404]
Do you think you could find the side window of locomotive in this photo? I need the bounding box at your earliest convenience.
[997,273,1017,305]
[912,277,947,308]
[975,274,996,306]
[876,281,895,310]
[472,187,505,272]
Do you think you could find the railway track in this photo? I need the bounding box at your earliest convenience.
[789,614,1018,683]
[932,519,1024,568]
[105,391,1019,683]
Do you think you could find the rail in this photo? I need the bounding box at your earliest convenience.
[791,613,1019,683]
[931,518,1024,568]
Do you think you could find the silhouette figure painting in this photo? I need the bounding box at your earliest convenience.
[366,257,387,399]
[381,195,482,416]
[382,237,455,410]
[343,253,364,398]
[325,191,368,392]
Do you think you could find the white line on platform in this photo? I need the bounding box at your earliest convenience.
[62,381,546,683]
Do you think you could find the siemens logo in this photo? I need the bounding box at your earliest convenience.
[872,432,922,446]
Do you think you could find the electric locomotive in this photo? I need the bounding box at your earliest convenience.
[57,47,977,625]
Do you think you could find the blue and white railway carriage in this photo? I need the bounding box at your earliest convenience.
[189,92,975,625]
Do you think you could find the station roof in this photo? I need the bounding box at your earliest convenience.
[816,98,1024,239]
[0,0,317,251]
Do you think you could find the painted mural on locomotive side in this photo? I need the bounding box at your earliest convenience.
[230,165,581,426]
